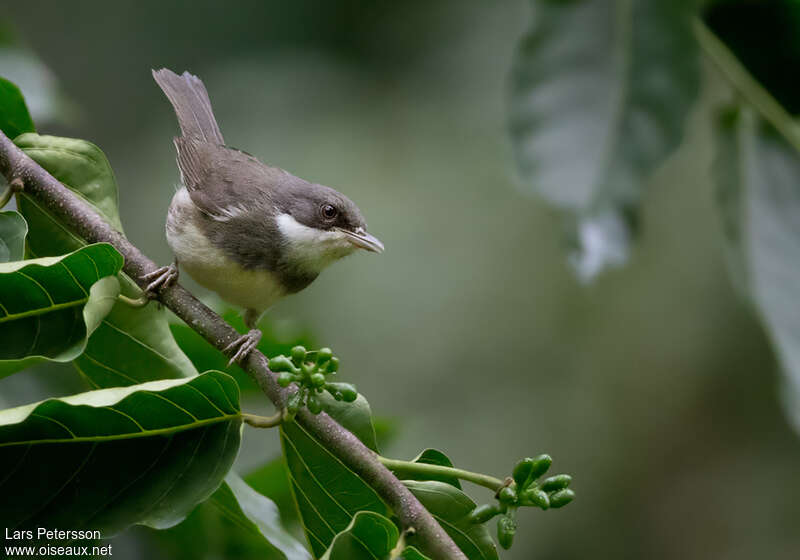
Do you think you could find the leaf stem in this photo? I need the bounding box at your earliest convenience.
[692,17,800,152]
[242,410,285,428]
[0,177,22,208]
[116,293,150,308]
[378,456,506,492]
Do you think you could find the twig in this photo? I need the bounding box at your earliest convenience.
[379,456,506,492]
[693,17,800,152]
[0,130,467,560]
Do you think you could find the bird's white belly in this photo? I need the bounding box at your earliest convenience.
[166,189,286,312]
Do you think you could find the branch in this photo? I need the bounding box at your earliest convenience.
[0,130,467,560]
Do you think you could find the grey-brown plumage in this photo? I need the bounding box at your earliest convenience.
[147,68,383,365]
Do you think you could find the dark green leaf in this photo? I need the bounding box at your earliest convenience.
[0,76,35,138]
[0,210,27,262]
[509,0,700,281]
[393,448,462,489]
[14,133,197,385]
[400,547,432,560]
[208,473,310,560]
[280,392,387,557]
[0,243,122,377]
[0,370,241,535]
[713,106,800,430]
[404,480,498,560]
[320,511,398,560]
[319,392,378,452]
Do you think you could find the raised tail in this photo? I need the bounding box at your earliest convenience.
[152,68,225,145]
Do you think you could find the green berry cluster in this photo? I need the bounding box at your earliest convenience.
[468,454,574,550]
[269,346,357,417]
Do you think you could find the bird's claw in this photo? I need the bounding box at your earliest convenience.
[142,262,179,298]
[224,329,263,366]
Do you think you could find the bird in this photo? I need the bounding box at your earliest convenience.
[145,68,383,365]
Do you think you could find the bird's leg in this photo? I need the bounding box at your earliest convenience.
[142,259,179,298]
[223,308,263,366]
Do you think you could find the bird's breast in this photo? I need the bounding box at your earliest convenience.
[166,188,287,312]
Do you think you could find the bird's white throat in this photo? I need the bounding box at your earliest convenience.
[275,213,356,273]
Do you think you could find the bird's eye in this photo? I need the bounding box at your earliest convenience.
[321,204,338,220]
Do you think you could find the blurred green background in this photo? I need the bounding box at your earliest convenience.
[2,1,799,558]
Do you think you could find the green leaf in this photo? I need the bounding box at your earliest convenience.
[0,243,122,377]
[280,393,387,557]
[0,370,242,534]
[319,392,378,452]
[713,106,800,431]
[0,76,35,138]
[403,480,498,560]
[245,456,298,526]
[208,473,311,560]
[401,547,433,560]
[14,133,197,385]
[509,0,700,281]
[0,210,27,262]
[393,448,462,489]
[15,133,123,232]
[320,511,398,560]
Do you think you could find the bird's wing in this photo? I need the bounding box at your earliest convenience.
[174,138,290,217]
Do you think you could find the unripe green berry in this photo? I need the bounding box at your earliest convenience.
[326,357,339,373]
[316,347,333,363]
[310,373,326,388]
[468,504,501,524]
[541,474,572,492]
[497,516,516,550]
[290,345,307,364]
[549,488,575,508]
[307,394,323,415]
[512,458,535,489]
[269,355,296,373]
[277,371,295,387]
[529,454,552,480]
[498,486,517,505]
[327,382,357,402]
[520,488,549,510]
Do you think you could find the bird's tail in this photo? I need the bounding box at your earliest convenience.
[152,68,225,145]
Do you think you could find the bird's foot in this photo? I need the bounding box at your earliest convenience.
[224,329,263,366]
[142,262,179,298]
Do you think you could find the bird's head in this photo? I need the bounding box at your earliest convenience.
[274,182,383,273]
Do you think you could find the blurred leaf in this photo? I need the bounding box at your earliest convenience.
[14,133,197,385]
[280,393,387,557]
[509,0,700,281]
[391,448,462,489]
[0,243,122,377]
[0,76,35,138]
[713,106,800,431]
[403,480,498,560]
[0,371,241,534]
[245,456,298,526]
[170,310,315,393]
[208,473,310,560]
[0,25,68,126]
[0,210,27,262]
[320,511,398,559]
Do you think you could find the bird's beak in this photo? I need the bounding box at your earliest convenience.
[337,227,385,253]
